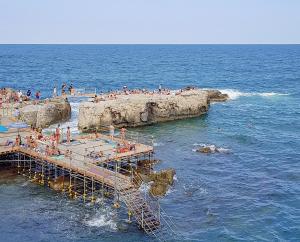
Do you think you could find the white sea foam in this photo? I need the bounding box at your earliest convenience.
[44,98,84,135]
[153,142,164,147]
[218,89,289,100]
[85,214,117,230]
[84,209,117,231]
[173,174,178,182]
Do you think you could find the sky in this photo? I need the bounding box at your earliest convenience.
[0,0,299,44]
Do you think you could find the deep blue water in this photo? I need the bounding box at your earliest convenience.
[0,45,300,242]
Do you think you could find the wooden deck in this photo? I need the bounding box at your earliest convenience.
[0,126,153,190]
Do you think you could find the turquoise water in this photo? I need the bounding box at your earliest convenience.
[0,45,300,241]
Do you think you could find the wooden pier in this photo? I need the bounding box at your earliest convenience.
[0,121,182,241]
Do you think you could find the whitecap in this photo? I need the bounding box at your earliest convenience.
[217,89,289,100]
[153,142,164,147]
[84,210,117,231]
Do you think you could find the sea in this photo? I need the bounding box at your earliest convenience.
[0,45,299,242]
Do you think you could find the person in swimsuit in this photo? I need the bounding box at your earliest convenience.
[55,125,61,145]
[66,126,71,144]
[35,90,41,100]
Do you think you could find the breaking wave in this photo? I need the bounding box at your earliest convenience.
[218,89,289,100]
[84,210,117,231]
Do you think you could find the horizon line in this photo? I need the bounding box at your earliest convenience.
[0,43,299,45]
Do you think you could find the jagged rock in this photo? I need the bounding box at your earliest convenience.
[78,89,214,130]
[19,98,71,128]
[198,147,213,153]
[196,145,231,154]
[207,90,229,102]
[148,168,176,197]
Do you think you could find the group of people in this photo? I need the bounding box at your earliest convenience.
[53,83,75,97]
[0,88,42,108]
[92,85,187,103]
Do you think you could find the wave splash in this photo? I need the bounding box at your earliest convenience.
[84,209,117,231]
[218,89,289,100]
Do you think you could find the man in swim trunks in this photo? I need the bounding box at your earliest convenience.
[66,126,71,144]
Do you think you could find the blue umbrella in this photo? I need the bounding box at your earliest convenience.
[0,125,8,133]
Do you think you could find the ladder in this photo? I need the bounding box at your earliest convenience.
[116,175,184,242]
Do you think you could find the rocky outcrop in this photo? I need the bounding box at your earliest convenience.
[19,98,71,128]
[196,144,231,154]
[78,89,214,130]
[207,90,229,102]
[148,169,176,197]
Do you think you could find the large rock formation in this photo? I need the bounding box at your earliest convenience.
[78,89,224,131]
[19,98,71,128]
[148,169,176,197]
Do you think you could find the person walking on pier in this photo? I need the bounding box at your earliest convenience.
[109,124,115,140]
[66,126,71,144]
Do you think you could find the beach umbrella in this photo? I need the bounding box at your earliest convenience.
[0,125,8,133]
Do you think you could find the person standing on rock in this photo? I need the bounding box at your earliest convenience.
[55,124,61,145]
[109,124,115,140]
[26,89,31,100]
[35,90,41,100]
[53,86,57,97]
[158,84,162,93]
[66,126,71,144]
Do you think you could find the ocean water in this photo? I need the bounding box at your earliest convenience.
[0,45,300,242]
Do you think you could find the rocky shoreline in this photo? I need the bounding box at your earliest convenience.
[78,89,228,131]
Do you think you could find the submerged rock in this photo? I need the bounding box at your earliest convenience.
[198,146,214,153]
[196,144,231,154]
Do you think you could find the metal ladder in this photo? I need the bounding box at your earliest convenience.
[116,174,184,242]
